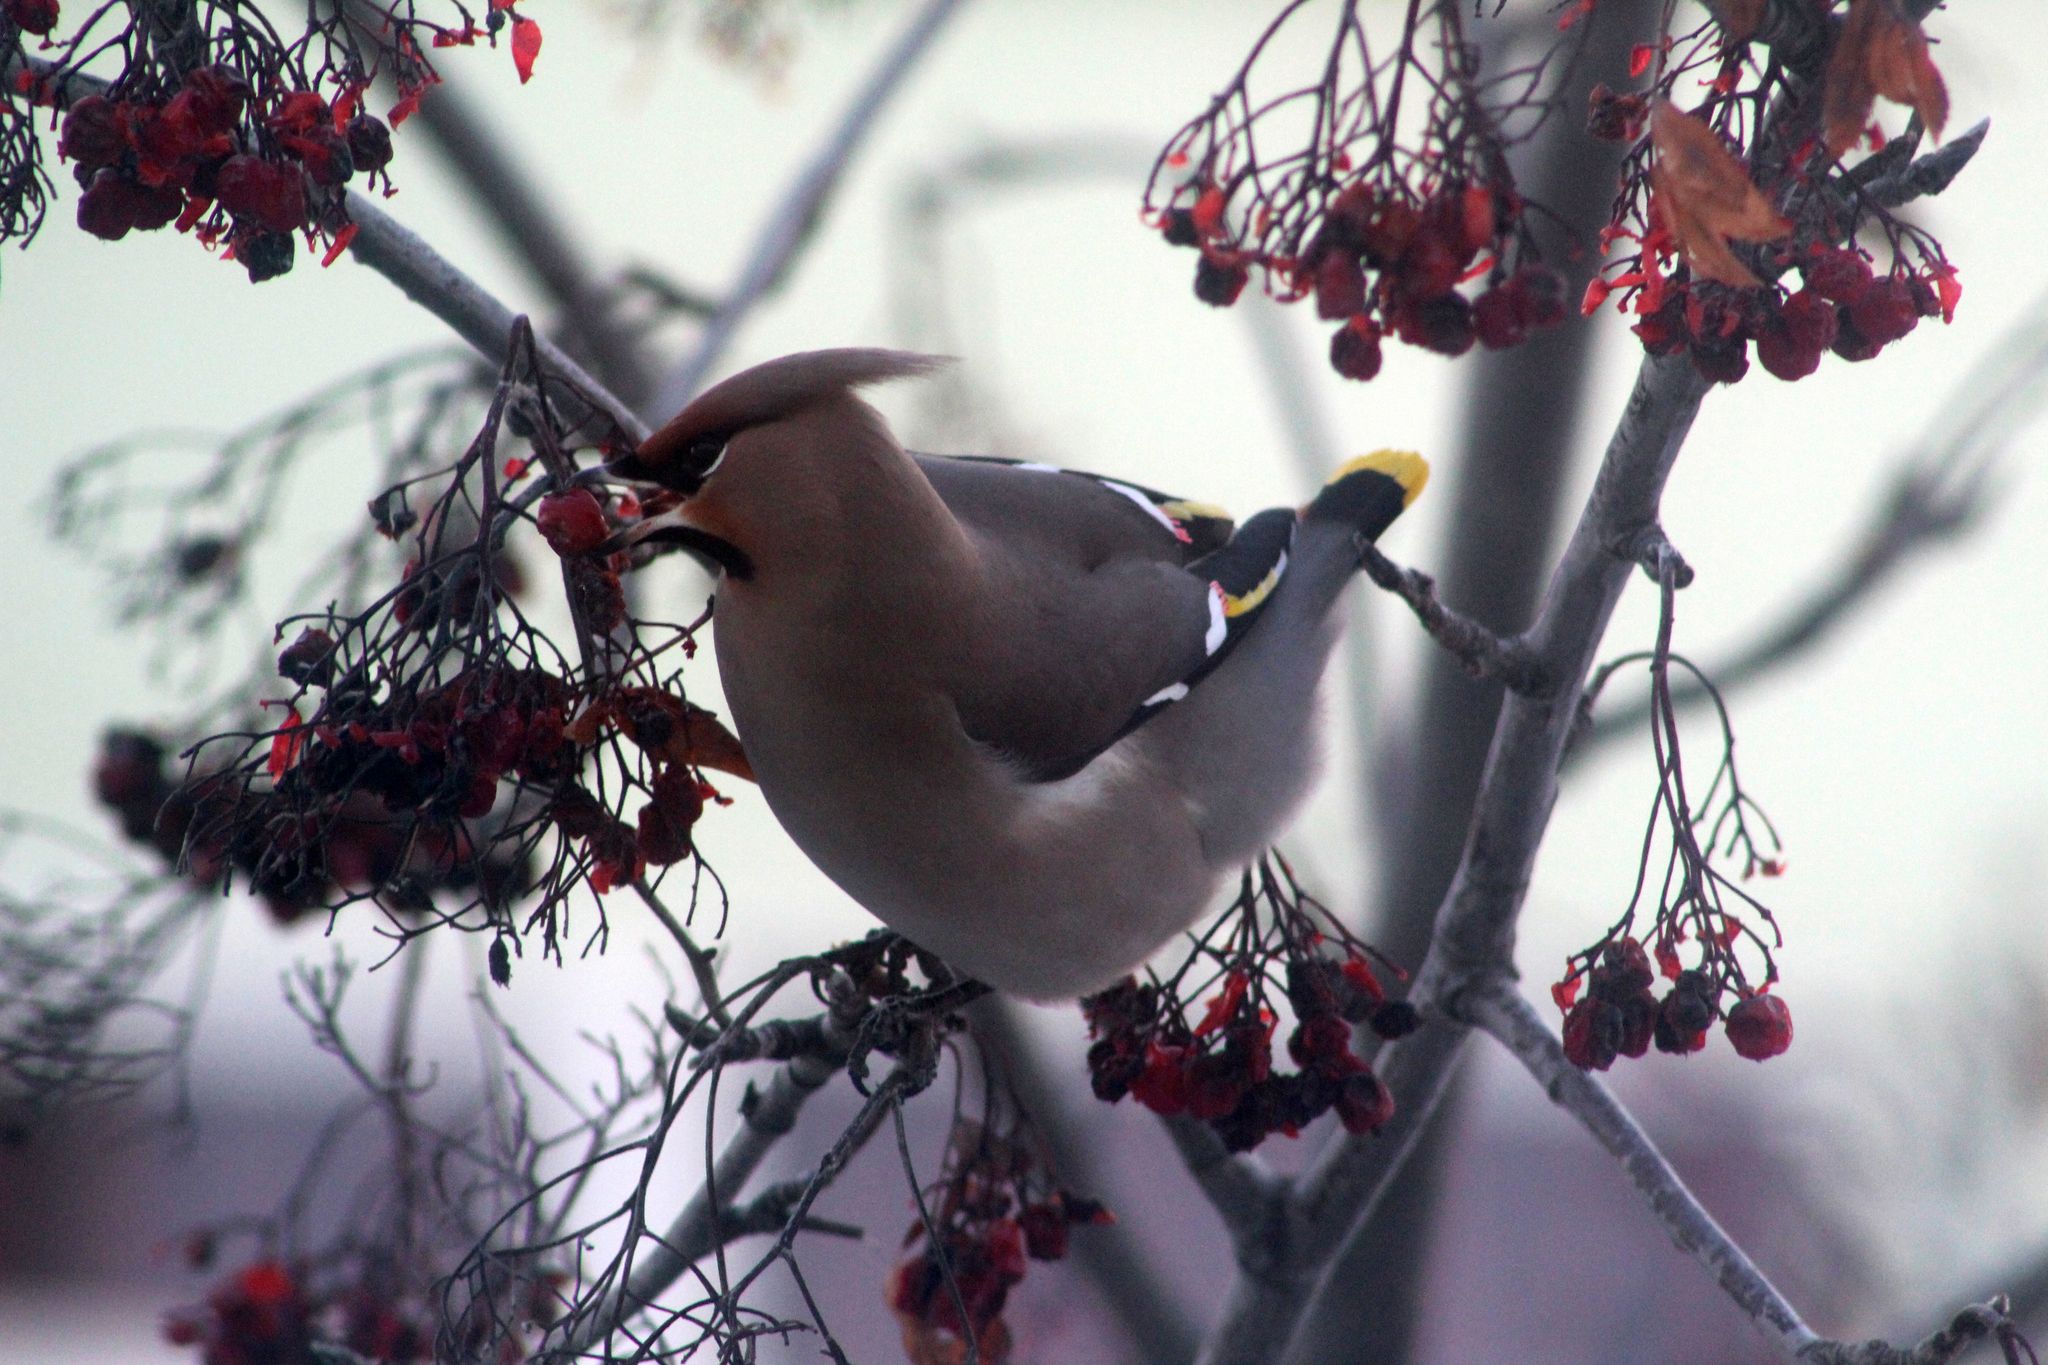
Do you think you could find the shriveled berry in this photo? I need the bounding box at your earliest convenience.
[1398,291,1475,357]
[1329,316,1384,381]
[1288,1013,1353,1066]
[346,114,394,172]
[1724,993,1792,1060]
[488,937,512,985]
[59,95,127,168]
[635,765,704,865]
[1757,290,1837,381]
[1831,308,1884,362]
[536,488,610,555]
[1313,250,1367,320]
[76,169,142,240]
[1802,247,1872,305]
[1510,263,1567,328]
[1369,999,1420,1040]
[277,628,336,685]
[283,127,354,186]
[1689,331,1750,384]
[215,155,306,233]
[1160,207,1199,247]
[4,0,59,35]
[1562,997,1622,1070]
[1615,990,1655,1058]
[238,229,295,283]
[1849,276,1919,346]
[1652,979,1713,1054]
[1473,285,1528,350]
[182,66,250,133]
[1335,1070,1395,1134]
[1194,250,1249,307]
[1396,228,1460,300]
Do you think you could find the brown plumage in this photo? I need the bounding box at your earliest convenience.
[614,349,1425,998]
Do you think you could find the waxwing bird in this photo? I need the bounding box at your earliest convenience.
[610,349,1426,1000]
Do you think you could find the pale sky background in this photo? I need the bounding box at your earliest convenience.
[4,0,2048,1357]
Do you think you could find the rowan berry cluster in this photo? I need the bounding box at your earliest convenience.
[1142,0,1577,383]
[2,0,544,270]
[1583,2,1968,384]
[1553,936,1790,1070]
[887,1119,1110,1365]
[1081,858,1417,1152]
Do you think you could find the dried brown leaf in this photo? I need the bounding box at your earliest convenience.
[1649,101,1790,288]
[1824,0,1950,158]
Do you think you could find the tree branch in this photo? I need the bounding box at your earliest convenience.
[1574,279,2048,759]
[1358,541,1547,695]
[1464,984,1819,1355]
[646,0,971,418]
[1194,351,1715,1365]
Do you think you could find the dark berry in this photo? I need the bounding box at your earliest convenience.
[1510,263,1568,328]
[536,488,610,555]
[1194,250,1250,307]
[4,0,59,35]
[1689,331,1749,384]
[1335,1070,1395,1134]
[1313,250,1367,320]
[1368,999,1420,1040]
[1160,207,1199,247]
[1399,291,1475,356]
[1562,997,1622,1071]
[238,229,295,283]
[277,628,336,685]
[345,115,394,173]
[1587,83,1648,142]
[1329,316,1383,381]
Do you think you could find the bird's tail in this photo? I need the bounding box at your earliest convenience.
[1305,449,1429,541]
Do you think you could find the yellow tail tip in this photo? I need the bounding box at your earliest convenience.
[1330,449,1429,509]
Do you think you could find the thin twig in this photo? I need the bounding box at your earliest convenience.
[635,877,729,1028]
[646,0,972,418]
[1358,541,1547,695]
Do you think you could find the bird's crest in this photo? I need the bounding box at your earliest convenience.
[619,349,952,485]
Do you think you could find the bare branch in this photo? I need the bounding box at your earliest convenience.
[1575,281,2048,757]
[1358,542,1546,695]
[1463,984,1818,1356]
[1196,351,1715,1365]
[1159,1114,1287,1251]
[647,0,972,417]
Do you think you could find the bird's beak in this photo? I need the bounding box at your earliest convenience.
[592,507,754,581]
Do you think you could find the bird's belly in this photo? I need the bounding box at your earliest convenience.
[751,729,1220,1000]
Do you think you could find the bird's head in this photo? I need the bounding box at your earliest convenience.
[605,349,950,580]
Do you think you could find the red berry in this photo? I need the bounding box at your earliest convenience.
[1129,1041,1190,1115]
[182,66,249,134]
[1329,316,1383,381]
[1801,247,1872,305]
[1562,997,1621,1070]
[1757,291,1837,382]
[267,90,330,137]
[1194,249,1249,307]
[3,0,59,35]
[1724,993,1792,1060]
[536,488,610,555]
[985,1218,1028,1284]
[1335,1070,1395,1134]
[1831,308,1884,362]
[1473,285,1528,350]
[1396,228,1460,299]
[59,95,127,168]
[76,169,141,240]
[214,155,306,233]
[1396,291,1475,356]
[1288,1013,1353,1066]
[635,765,703,865]
[1313,250,1367,320]
[1849,276,1919,346]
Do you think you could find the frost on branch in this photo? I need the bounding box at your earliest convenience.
[1583,0,1976,386]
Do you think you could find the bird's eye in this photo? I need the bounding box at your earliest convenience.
[683,435,729,479]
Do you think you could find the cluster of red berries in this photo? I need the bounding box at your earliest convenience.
[163,1260,321,1365]
[57,69,392,280]
[1082,952,1419,1152]
[1158,179,1567,382]
[1554,936,1792,1070]
[886,1128,1109,1365]
[1589,233,1957,385]
[3,0,59,36]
